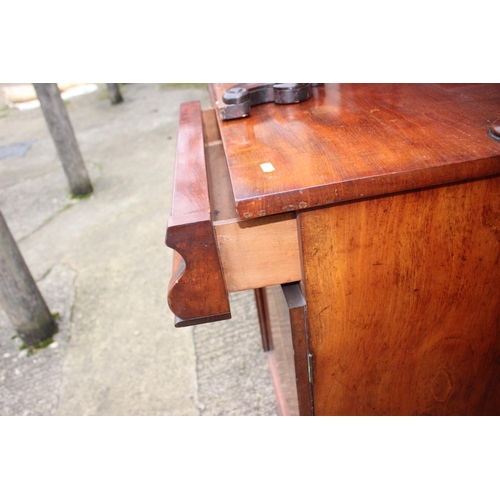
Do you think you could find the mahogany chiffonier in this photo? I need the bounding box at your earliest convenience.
[166,83,500,416]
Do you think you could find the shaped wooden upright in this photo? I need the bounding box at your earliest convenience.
[166,101,230,327]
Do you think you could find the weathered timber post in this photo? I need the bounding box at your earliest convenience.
[33,83,93,196]
[106,83,123,105]
[0,210,56,345]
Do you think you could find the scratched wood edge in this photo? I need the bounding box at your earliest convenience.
[208,84,500,221]
[166,101,231,327]
[232,157,500,220]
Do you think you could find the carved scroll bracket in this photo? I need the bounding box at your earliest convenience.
[166,101,230,327]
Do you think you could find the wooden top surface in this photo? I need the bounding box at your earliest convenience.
[209,83,500,220]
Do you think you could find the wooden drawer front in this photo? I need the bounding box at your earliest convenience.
[166,101,230,327]
[166,104,301,326]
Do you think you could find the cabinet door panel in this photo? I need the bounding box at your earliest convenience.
[262,284,314,416]
[299,176,500,415]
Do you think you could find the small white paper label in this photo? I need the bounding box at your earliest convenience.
[260,162,275,173]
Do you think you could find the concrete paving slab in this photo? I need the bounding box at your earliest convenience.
[194,291,278,416]
[0,83,278,416]
[0,140,35,160]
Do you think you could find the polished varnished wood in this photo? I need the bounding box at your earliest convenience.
[254,288,272,352]
[203,108,237,222]
[259,284,314,416]
[166,101,230,326]
[264,286,299,416]
[281,283,314,416]
[168,86,500,415]
[167,104,302,325]
[209,84,500,220]
[204,108,301,293]
[299,176,500,415]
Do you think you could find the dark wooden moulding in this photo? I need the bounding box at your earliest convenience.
[166,101,231,327]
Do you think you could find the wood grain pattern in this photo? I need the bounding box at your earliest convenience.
[205,126,238,222]
[166,101,230,327]
[214,215,301,292]
[262,284,314,416]
[204,107,302,292]
[264,285,300,416]
[299,176,500,415]
[209,83,500,220]
[281,283,314,416]
[254,288,272,352]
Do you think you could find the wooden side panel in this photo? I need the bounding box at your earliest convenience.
[254,288,272,352]
[299,176,500,415]
[282,283,314,416]
[264,284,314,416]
[214,214,301,292]
[264,285,300,416]
[166,101,230,327]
